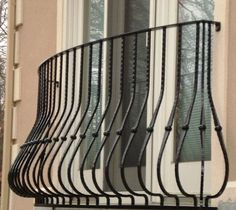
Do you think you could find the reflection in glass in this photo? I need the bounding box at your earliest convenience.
[176,0,214,162]
[83,0,104,169]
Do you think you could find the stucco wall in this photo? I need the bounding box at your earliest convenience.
[212,0,236,205]
[227,0,236,182]
[16,0,57,146]
[10,0,57,210]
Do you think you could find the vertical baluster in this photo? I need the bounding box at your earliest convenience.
[47,46,73,194]
[32,61,51,196]
[49,52,64,140]
[54,50,70,140]
[46,56,58,137]
[77,41,104,204]
[9,67,43,196]
[66,44,94,199]
[91,37,126,205]
[72,44,93,136]
[42,54,63,197]
[64,46,85,137]
[39,59,54,139]
[199,22,206,206]
[35,58,54,195]
[104,34,139,205]
[205,22,229,207]
[137,28,166,206]
[60,49,77,140]
[38,57,56,145]
[80,39,114,203]
[23,63,48,196]
[46,53,70,197]
[24,65,45,144]
[39,55,66,199]
[27,63,47,143]
[34,61,50,140]
[175,23,200,207]
[120,31,152,205]
[46,47,84,196]
[57,49,77,197]
[157,26,183,206]
[34,59,54,197]
[58,46,85,196]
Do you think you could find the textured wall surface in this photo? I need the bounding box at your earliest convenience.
[10,0,57,210]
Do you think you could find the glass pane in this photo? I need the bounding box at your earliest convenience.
[178,0,214,21]
[89,0,104,41]
[122,0,150,168]
[176,0,214,162]
[104,0,150,192]
[82,0,104,169]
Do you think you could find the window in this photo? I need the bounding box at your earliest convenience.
[58,0,214,200]
[176,0,214,162]
[104,0,151,192]
[81,0,104,170]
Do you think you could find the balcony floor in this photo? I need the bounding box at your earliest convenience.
[35,204,217,210]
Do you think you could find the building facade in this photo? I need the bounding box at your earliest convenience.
[1,0,236,210]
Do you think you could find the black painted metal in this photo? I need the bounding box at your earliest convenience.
[8,20,228,209]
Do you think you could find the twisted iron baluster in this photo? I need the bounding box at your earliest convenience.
[54,46,85,202]
[74,41,104,203]
[175,23,200,206]
[199,22,206,207]
[25,60,53,199]
[36,55,70,203]
[54,48,85,199]
[120,31,152,205]
[28,61,50,142]
[137,28,166,206]
[18,63,48,196]
[157,26,183,206]
[66,42,103,204]
[66,44,96,202]
[27,59,54,199]
[91,37,126,205]
[205,22,229,207]
[57,49,78,196]
[32,58,55,196]
[36,56,61,198]
[61,47,84,138]
[52,47,85,198]
[52,51,70,141]
[33,59,54,142]
[44,53,69,199]
[8,66,44,196]
[104,34,139,205]
[79,39,114,202]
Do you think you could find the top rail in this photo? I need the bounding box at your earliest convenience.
[39,20,220,67]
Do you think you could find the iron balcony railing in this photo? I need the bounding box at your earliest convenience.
[8,20,228,209]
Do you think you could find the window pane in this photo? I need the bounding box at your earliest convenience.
[104,0,150,192]
[176,0,214,162]
[82,0,104,169]
[122,0,150,167]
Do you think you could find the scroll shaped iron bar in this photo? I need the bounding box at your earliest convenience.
[8,20,228,209]
[174,23,200,207]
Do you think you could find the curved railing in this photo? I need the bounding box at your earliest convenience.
[8,20,228,209]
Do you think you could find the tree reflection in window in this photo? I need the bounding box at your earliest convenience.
[83,0,104,169]
[176,0,214,162]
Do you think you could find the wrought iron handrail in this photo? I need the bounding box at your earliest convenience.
[8,20,228,209]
